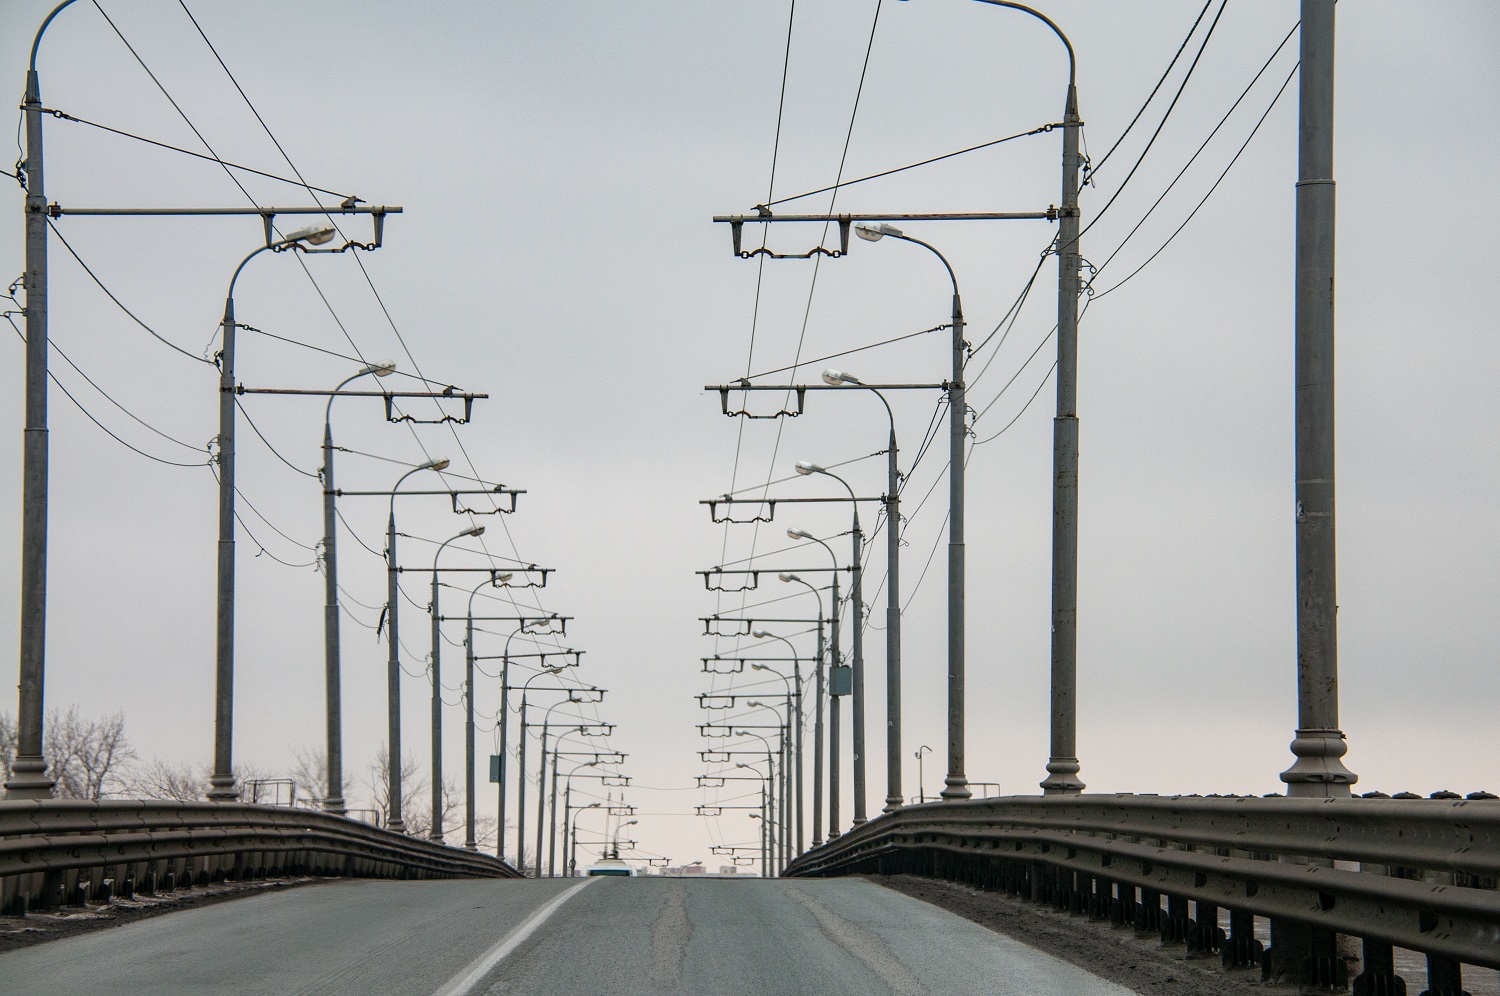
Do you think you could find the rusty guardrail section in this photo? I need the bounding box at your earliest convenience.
[784,794,1500,990]
[0,798,519,915]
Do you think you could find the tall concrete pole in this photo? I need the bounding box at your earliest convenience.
[516,696,528,871]
[882,427,902,812]
[811,637,825,848]
[497,646,512,859]
[941,287,971,801]
[320,422,346,814]
[208,285,240,802]
[534,722,548,878]
[1041,79,1086,796]
[429,570,444,841]
[385,512,405,829]
[5,52,60,801]
[464,616,477,849]
[1281,0,1356,797]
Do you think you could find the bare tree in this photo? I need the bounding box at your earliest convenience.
[290,746,353,809]
[44,707,136,800]
[0,712,16,785]
[128,759,206,802]
[362,745,463,835]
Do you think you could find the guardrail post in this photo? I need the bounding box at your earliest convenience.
[1422,954,1464,996]
[1222,908,1263,970]
[1349,938,1402,995]
[1264,917,1347,988]
[1162,893,1189,944]
[1137,887,1162,933]
[1189,901,1221,954]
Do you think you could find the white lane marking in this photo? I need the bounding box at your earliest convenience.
[431,878,597,996]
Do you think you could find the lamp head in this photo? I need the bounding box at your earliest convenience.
[854,222,903,242]
[750,632,772,641]
[463,525,486,538]
[822,368,861,386]
[420,457,450,472]
[787,527,814,541]
[794,460,822,476]
[362,361,397,377]
[285,223,337,246]
[777,572,800,584]
[495,572,514,584]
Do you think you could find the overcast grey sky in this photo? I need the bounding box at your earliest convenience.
[2,1,1496,869]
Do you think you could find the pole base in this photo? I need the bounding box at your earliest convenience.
[1040,756,1085,795]
[387,819,406,833]
[939,776,971,801]
[882,795,903,813]
[322,796,347,816]
[1280,728,1356,797]
[206,774,240,802]
[464,841,477,851]
[2,756,54,800]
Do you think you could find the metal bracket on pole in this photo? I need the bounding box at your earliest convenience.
[717,385,805,419]
[700,615,822,637]
[699,568,758,592]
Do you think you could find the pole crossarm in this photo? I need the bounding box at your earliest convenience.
[705,381,945,420]
[701,616,820,636]
[237,387,487,426]
[699,749,774,762]
[515,684,598,699]
[399,565,546,583]
[698,567,845,591]
[710,210,1056,260]
[476,659,584,673]
[446,614,570,634]
[47,204,400,250]
[335,488,526,515]
[699,495,881,525]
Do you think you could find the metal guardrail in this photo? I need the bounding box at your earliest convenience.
[0,799,519,915]
[785,794,1500,989]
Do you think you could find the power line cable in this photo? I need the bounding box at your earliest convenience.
[758,123,1058,210]
[1077,0,1228,241]
[1087,0,1214,180]
[46,220,211,364]
[1090,61,1297,301]
[235,398,318,478]
[41,107,352,199]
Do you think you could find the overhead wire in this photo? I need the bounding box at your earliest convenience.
[1076,0,1229,241]
[46,220,211,364]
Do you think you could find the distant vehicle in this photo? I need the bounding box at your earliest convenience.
[586,858,637,877]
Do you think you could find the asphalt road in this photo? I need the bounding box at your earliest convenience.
[0,876,1136,995]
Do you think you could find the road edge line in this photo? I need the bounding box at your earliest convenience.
[431,878,597,996]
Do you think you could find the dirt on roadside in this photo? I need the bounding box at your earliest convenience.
[0,877,327,953]
[871,874,1301,996]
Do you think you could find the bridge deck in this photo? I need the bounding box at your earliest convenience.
[0,876,1131,994]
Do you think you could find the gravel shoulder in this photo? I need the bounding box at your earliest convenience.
[870,874,1302,996]
[0,877,325,954]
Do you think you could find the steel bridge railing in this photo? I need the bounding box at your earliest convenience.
[785,793,1500,988]
[0,798,519,915]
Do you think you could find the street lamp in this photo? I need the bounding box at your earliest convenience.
[735,728,780,873]
[736,763,773,878]
[428,525,485,841]
[746,697,793,868]
[460,577,513,850]
[778,574,838,841]
[320,362,395,815]
[851,222,972,803]
[915,745,933,804]
[206,222,342,803]
[567,801,602,876]
[381,458,449,830]
[970,0,1086,796]
[612,818,639,859]
[751,646,804,856]
[817,368,904,816]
